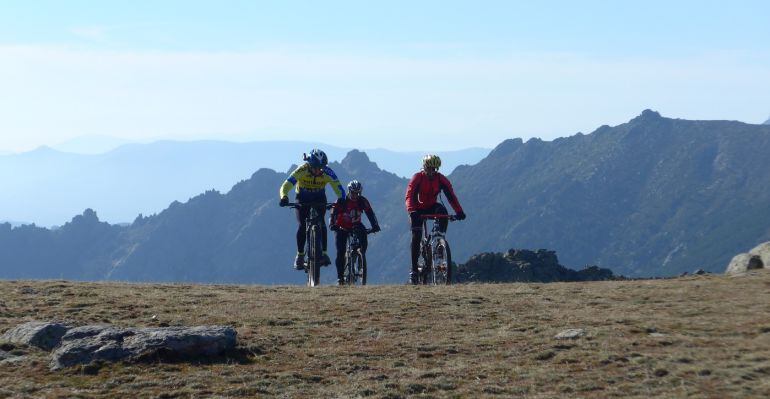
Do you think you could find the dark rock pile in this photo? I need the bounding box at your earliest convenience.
[455,249,615,283]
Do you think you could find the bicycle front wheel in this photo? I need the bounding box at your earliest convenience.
[307,226,322,287]
[356,249,367,286]
[344,251,357,285]
[417,239,432,285]
[433,238,452,285]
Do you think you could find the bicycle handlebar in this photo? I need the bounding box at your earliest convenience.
[338,227,377,234]
[285,202,335,210]
[420,214,458,221]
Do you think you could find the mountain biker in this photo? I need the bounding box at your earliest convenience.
[330,180,381,285]
[279,149,346,270]
[405,154,466,284]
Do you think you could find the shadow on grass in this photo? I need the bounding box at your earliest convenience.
[69,345,264,375]
[135,345,263,366]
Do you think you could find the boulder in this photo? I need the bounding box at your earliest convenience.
[0,321,69,351]
[554,329,585,339]
[725,242,769,275]
[51,325,237,369]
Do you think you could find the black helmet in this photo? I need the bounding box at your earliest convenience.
[305,149,328,168]
[347,180,362,193]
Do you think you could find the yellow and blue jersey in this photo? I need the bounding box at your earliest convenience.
[279,163,346,203]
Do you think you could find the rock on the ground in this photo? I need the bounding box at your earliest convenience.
[51,325,237,369]
[725,242,769,274]
[0,321,69,351]
[554,329,585,339]
[0,356,28,366]
[0,350,10,361]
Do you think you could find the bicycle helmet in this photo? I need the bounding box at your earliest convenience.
[305,149,328,168]
[422,154,441,170]
[347,180,362,193]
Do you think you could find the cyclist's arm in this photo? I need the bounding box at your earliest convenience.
[361,197,380,228]
[439,174,464,214]
[405,173,420,212]
[279,173,299,199]
[323,166,346,200]
[329,198,343,226]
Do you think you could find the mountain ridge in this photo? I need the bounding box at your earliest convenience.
[2,110,770,282]
[0,141,488,226]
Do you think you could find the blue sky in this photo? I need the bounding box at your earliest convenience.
[1,0,769,152]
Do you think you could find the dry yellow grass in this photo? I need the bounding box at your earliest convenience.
[1,272,769,398]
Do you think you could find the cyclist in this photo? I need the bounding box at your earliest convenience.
[405,154,466,284]
[330,180,381,285]
[279,149,345,270]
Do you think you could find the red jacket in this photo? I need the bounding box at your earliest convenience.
[331,196,379,230]
[405,171,464,214]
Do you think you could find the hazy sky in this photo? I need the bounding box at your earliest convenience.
[1,0,769,152]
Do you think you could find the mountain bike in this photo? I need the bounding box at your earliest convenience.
[417,214,457,285]
[340,226,375,286]
[287,202,333,287]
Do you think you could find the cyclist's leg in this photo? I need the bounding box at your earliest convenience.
[318,205,329,253]
[433,203,449,233]
[334,229,347,282]
[409,211,423,281]
[356,225,368,254]
[295,205,309,254]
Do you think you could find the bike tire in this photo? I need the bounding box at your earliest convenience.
[357,249,367,286]
[345,251,357,285]
[434,238,452,285]
[418,239,432,285]
[307,226,321,287]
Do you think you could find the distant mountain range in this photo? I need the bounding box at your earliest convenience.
[2,110,769,283]
[52,134,137,154]
[0,141,488,226]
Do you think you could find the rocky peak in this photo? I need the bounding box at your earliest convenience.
[71,209,100,225]
[339,150,381,175]
[630,109,663,123]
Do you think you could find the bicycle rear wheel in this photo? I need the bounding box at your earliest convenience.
[307,226,322,287]
[433,238,452,285]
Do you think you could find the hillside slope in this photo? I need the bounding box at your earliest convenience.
[450,110,770,276]
[1,274,768,398]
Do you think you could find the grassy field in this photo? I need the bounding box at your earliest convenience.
[1,272,769,398]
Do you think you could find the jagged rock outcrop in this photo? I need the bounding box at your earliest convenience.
[455,249,615,283]
[725,241,769,275]
[0,321,69,350]
[51,325,237,369]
